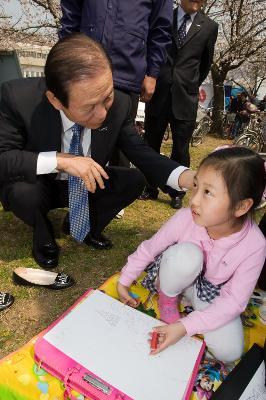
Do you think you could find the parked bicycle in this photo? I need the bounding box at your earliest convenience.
[221,111,236,139]
[191,105,212,147]
[234,111,266,152]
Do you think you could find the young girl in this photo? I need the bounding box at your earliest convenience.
[117,147,266,363]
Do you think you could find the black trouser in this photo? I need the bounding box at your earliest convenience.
[109,91,139,168]
[258,213,266,290]
[1,166,146,245]
[144,92,195,198]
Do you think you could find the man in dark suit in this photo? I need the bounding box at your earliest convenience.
[141,0,218,209]
[0,34,194,268]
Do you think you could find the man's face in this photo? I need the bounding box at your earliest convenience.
[50,68,114,129]
[180,0,205,13]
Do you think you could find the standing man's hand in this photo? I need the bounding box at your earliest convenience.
[56,153,109,193]
[140,76,157,102]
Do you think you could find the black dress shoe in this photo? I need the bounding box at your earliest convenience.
[32,242,59,269]
[139,186,159,200]
[13,268,75,290]
[84,233,113,250]
[0,292,14,311]
[170,196,183,209]
[62,215,112,249]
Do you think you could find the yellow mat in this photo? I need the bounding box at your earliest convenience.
[0,273,265,400]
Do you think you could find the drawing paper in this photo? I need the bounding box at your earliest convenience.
[44,290,204,400]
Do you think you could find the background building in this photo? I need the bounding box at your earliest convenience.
[16,42,50,77]
[0,36,51,88]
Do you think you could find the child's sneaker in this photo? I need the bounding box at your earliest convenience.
[158,290,180,323]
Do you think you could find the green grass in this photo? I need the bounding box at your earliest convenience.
[0,135,262,358]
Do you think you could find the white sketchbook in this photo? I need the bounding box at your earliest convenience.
[43,290,205,400]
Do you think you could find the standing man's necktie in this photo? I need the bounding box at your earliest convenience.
[68,123,90,242]
[177,14,191,48]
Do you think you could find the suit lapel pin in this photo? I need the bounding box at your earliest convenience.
[98,126,108,132]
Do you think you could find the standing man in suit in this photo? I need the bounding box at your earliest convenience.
[141,0,218,209]
[0,34,194,269]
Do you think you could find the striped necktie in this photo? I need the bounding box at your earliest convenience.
[178,13,191,48]
[68,123,90,242]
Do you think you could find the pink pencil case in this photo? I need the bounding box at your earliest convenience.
[34,289,131,400]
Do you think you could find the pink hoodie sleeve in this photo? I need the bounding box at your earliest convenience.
[119,208,190,287]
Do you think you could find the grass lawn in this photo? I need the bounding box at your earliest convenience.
[0,135,261,358]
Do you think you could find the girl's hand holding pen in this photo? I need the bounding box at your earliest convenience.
[117,282,139,307]
[149,322,187,355]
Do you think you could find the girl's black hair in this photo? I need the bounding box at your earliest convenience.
[199,147,265,218]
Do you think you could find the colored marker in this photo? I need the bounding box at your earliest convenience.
[150,331,159,350]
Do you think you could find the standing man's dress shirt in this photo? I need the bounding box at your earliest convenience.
[177,6,197,33]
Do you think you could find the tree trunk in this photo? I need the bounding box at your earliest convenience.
[211,65,228,137]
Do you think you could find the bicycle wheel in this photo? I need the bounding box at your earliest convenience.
[222,121,233,139]
[200,117,211,135]
[234,132,262,152]
[191,126,204,147]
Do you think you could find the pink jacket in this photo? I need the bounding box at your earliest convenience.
[119,208,266,336]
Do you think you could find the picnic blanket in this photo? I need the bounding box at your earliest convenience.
[0,273,265,400]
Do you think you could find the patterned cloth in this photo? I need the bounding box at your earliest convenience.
[142,254,163,293]
[178,13,191,48]
[196,273,225,303]
[142,252,225,303]
[68,123,90,242]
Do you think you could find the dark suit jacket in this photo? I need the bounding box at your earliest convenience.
[0,78,178,207]
[147,8,218,121]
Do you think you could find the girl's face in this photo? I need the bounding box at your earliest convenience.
[190,165,239,239]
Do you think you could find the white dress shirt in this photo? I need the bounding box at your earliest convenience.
[177,6,197,33]
[36,111,188,190]
[37,110,92,179]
